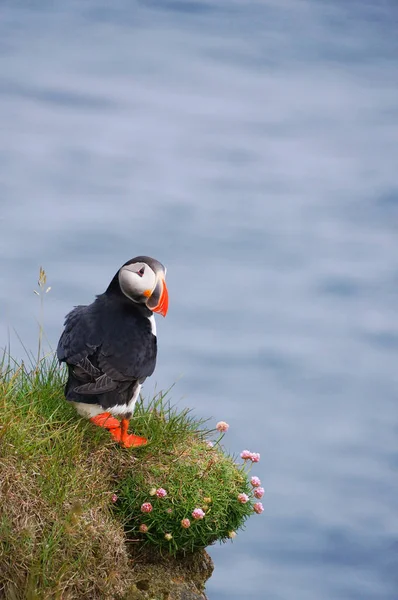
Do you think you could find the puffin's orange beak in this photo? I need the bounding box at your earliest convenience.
[147,277,168,317]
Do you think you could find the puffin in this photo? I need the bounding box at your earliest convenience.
[57,256,168,448]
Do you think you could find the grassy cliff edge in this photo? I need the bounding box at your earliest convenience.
[0,356,260,599]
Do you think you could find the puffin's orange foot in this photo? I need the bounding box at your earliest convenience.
[90,412,120,430]
[121,433,148,448]
[109,427,148,448]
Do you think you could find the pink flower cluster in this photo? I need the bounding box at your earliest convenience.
[192,508,205,520]
[237,493,249,504]
[253,487,264,499]
[139,523,148,533]
[240,450,260,462]
[141,502,153,513]
[156,488,167,498]
[216,421,229,432]
[181,518,191,529]
[250,476,261,487]
[235,465,263,515]
[253,502,264,514]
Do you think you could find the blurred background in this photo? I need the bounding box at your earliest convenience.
[0,1,397,599]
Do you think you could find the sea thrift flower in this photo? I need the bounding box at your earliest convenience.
[206,441,214,448]
[192,508,205,520]
[166,508,173,514]
[240,450,252,460]
[111,493,118,502]
[250,476,261,487]
[149,487,157,496]
[156,488,167,498]
[181,518,191,529]
[216,421,229,432]
[139,524,148,533]
[253,502,264,514]
[254,487,264,499]
[237,493,249,504]
[164,533,173,541]
[228,531,237,539]
[141,502,153,513]
[241,450,261,462]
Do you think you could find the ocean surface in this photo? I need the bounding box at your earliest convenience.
[1,1,397,599]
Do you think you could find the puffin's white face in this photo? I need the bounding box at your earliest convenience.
[119,262,156,299]
[118,260,168,316]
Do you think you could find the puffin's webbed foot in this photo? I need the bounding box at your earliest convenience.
[112,418,147,448]
[89,413,147,448]
[90,412,120,430]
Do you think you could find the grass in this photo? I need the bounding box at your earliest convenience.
[115,400,254,555]
[0,352,262,599]
[0,354,132,599]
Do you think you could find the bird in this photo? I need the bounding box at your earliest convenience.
[57,255,168,448]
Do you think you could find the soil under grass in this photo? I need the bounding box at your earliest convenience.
[0,356,256,599]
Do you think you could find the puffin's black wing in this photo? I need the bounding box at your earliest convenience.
[57,304,102,366]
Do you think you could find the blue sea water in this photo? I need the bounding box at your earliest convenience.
[0,1,397,599]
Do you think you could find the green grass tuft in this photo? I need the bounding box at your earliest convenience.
[115,396,255,555]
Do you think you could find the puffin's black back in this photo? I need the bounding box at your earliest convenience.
[57,292,157,409]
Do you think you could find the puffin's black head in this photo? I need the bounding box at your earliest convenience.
[106,256,169,317]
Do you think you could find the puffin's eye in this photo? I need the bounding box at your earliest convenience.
[137,266,145,277]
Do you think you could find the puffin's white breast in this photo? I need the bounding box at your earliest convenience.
[148,314,157,336]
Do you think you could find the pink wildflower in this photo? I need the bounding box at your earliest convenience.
[237,493,249,504]
[156,488,167,498]
[141,502,153,513]
[111,493,118,502]
[240,450,252,460]
[216,421,229,432]
[240,450,261,462]
[253,502,264,514]
[181,518,191,529]
[139,524,148,533]
[250,476,261,487]
[254,487,264,499]
[166,508,173,514]
[192,508,205,520]
[206,440,214,448]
